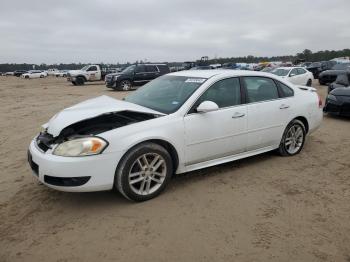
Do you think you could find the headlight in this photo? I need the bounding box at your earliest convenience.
[327,94,337,101]
[53,137,108,157]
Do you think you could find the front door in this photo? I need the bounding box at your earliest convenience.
[184,77,247,166]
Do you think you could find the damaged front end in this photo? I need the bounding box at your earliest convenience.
[36,110,160,153]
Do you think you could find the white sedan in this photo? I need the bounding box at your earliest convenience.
[28,70,323,201]
[21,70,47,79]
[271,67,314,86]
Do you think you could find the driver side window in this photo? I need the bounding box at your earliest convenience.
[190,77,241,113]
[87,66,97,71]
[290,68,298,76]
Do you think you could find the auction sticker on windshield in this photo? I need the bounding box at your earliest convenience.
[185,78,206,83]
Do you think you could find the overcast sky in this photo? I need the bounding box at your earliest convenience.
[1,0,349,64]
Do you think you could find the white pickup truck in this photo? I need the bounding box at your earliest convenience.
[67,64,107,85]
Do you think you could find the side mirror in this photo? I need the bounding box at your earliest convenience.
[289,73,296,77]
[196,101,219,113]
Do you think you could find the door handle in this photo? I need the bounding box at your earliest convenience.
[280,104,290,109]
[232,112,245,118]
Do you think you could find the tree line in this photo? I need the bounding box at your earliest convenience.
[1,48,349,72]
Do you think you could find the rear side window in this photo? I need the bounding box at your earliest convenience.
[135,65,146,73]
[297,68,306,75]
[243,77,279,103]
[157,65,170,74]
[277,81,294,97]
[146,65,158,73]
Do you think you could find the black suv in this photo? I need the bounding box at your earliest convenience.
[306,61,336,79]
[318,63,350,85]
[13,70,28,77]
[105,64,170,91]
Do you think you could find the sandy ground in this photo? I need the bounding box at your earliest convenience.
[0,76,349,262]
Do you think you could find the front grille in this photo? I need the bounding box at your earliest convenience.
[36,132,55,152]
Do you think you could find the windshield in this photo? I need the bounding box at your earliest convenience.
[271,68,290,76]
[332,63,350,70]
[121,65,136,74]
[81,65,89,71]
[124,75,207,114]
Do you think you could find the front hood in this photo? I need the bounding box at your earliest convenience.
[47,95,164,137]
[68,70,85,76]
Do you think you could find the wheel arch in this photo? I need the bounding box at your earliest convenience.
[76,75,88,81]
[116,138,179,173]
[294,116,309,134]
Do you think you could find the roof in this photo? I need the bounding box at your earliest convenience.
[169,69,279,79]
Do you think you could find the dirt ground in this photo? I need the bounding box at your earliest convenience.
[0,76,349,262]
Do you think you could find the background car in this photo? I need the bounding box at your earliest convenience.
[324,87,350,117]
[318,63,350,85]
[270,67,314,86]
[21,70,47,79]
[306,61,336,79]
[13,70,28,77]
[190,66,214,70]
[328,72,350,93]
[54,70,68,77]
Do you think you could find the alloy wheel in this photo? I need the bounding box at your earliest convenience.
[285,125,304,154]
[128,153,167,195]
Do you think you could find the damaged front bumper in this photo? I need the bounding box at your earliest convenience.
[28,138,124,192]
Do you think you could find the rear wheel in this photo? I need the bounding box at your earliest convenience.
[278,119,306,156]
[306,79,312,86]
[115,142,173,201]
[118,80,132,91]
[25,75,29,79]
[40,75,44,78]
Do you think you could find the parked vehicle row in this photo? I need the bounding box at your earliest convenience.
[105,64,170,90]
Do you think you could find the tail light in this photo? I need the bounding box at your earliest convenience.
[317,94,323,108]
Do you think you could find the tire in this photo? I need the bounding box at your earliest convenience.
[76,76,85,85]
[115,142,173,201]
[63,74,67,77]
[25,75,29,79]
[72,81,77,86]
[118,80,132,91]
[40,75,44,78]
[278,119,306,156]
[306,79,312,86]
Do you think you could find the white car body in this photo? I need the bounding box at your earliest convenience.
[28,70,322,194]
[272,67,314,86]
[47,68,59,76]
[21,70,47,79]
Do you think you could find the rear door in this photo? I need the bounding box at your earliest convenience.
[134,65,148,84]
[243,76,292,151]
[145,65,160,81]
[184,77,247,165]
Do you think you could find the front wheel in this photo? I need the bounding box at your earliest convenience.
[115,143,173,201]
[306,79,312,86]
[75,76,85,85]
[118,80,132,91]
[278,120,306,156]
